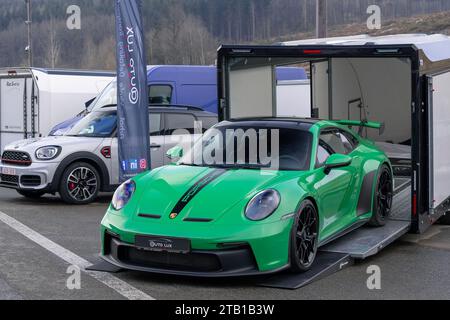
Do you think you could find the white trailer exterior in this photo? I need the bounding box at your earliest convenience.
[0,68,114,152]
[218,34,450,234]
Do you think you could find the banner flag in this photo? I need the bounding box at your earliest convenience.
[114,0,150,182]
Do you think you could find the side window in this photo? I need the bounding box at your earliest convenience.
[320,130,348,155]
[149,113,163,136]
[316,143,332,168]
[149,85,172,105]
[165,113,196,135]
[338,130,356,154]
[341,130,359,148]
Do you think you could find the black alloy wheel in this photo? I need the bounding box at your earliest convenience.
[369,164,393,227]
[290,199,319,273]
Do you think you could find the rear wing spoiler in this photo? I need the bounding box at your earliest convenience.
[335,120,385,135]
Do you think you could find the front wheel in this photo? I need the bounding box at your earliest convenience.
[369,164,393,227]
[59,162,100,205]
[290,199,319,273]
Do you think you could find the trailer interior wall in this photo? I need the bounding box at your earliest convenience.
[226,56,412,146]
[325,58,412,144]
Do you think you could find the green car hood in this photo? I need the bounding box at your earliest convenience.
[134,165,293,223]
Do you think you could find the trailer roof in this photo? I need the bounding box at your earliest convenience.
[33,68,116,77]
[281,34,450,62]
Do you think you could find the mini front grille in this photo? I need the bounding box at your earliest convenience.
[0,174,19,186]
[1,151,32,167]
[20,175,41,187]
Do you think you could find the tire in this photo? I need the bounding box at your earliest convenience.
[59,162,100,205]
[369,164,393,227]
[17,190,45,199]
[438,213,450,225]
[290,199,319,273]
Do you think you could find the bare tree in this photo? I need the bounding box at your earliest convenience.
[45,17,60,68]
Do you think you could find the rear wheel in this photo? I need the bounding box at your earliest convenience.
[17,190,45,199]
[369,164,393,227]
[59,162,100,205]
[290,200,319,273]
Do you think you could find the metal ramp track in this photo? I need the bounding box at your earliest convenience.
[321,185,411,259]
[258,180,411,290]
[258,252,354,290]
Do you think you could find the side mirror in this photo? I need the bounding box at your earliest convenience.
[85,97,96,110]
[324,154,352,174]
[166,146,184,162]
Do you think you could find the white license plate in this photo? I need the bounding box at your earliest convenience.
[1,167,16,176]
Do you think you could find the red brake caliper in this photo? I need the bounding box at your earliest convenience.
[69,183,76,191]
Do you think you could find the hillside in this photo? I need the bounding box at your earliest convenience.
[275,10,450,42]
[0,0,449,69]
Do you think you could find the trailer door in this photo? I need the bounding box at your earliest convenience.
[428,71,450,213]
[311,60,330,119]
[228,65,275,119]
[0,77,34,152]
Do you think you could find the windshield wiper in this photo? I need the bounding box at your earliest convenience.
[211,163,265,170]
[178,162,265,170]
[178,163,203,167]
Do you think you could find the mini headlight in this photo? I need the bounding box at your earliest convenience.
[35,146,61,160]
[111,180,136,211]
[245,189,281,221]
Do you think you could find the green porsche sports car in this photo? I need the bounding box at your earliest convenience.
[100,118,393,276]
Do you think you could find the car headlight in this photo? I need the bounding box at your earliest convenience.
[111,180,136,211]
[245,189,281,221]
[35,146,61,160]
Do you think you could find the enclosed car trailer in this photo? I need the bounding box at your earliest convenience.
[0,68,114,152]
[217,34,450,288]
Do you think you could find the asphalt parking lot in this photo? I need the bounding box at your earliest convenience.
[0,188,449,300]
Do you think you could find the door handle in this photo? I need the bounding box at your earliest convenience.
[150,144,161,149]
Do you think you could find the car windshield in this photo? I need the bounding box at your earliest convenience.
[179,123,313,171]
[88,80,173,112]
[66,110,117,138]
[88,80,117,112]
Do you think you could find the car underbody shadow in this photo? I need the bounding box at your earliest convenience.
[9,192,113,206]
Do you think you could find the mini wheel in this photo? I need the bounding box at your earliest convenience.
[59,162,100,205]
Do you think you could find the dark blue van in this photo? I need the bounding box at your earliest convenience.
[50,65,307,135]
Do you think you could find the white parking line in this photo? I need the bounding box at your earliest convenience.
[0,210,155,300]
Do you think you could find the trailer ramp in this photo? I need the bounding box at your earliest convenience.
[259,179,411,289]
